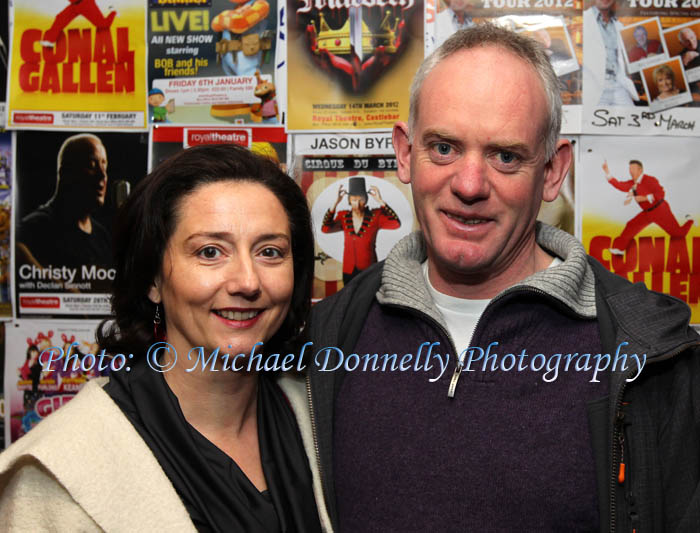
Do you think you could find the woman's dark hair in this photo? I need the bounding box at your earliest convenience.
[98,144,314,357]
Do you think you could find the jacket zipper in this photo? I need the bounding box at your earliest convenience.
[609,340,700,533]
[305,372,329,522]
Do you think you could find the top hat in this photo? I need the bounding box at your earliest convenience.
[348,176,367,197]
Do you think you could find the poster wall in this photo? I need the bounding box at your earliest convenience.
[7,0,148,130]
[285,0,424,131]
[13,131,148,318]
[582,0,700,135]
[148,0,281,125]
[579,135,699,323]
[4,320,103,446]
[425,3,583,132]
[149,124,287,169]
[292,132,417,300]
[0,132,12,319]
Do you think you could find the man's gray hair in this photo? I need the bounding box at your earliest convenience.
[408,24,563,161]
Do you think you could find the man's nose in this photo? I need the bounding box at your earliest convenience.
[450,154,491,203]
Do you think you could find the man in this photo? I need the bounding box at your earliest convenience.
[306,25,700,531]
[628,25,662,62]
[679,27,700,69]
[40,0,117,47]
[583,0,639,106]
[16,134,112,270]
[322,176,401,284]
[604,159,694,255]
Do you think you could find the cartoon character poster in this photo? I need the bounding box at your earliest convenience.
[0,131,12,318]
[579,135,700,324]
[582,2,700,135]
[13,131,148,318]
[424,4,583,132]
[148,0,281,125]
[6,0,147,130]
[4,320,103,445]
[285,0,424,131]
[292,132,417,300]
[149,125,287,170]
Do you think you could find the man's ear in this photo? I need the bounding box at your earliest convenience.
[542,139,573,202]
[148,282,162,304]
[393,121,412,185]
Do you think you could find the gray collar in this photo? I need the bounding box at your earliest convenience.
[377,222,597,328]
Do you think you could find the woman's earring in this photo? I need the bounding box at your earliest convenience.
[153,304,166,341]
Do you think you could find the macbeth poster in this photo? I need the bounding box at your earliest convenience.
[7,0,148,130]
[13,131,148,318]
[285,0,424,131]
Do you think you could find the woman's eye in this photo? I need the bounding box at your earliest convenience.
[260,247,282,258]
[198,246,221,259]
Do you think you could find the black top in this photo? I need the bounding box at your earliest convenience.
[105,359,321,533]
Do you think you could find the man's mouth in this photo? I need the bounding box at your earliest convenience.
[214,309,261,321]
[445,212,490,225]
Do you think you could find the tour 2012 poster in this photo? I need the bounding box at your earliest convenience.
[13,131,148,318]
[148,0,281,125]
[285,0,424,131]
[579,135,699,324]
[6,0,147,130]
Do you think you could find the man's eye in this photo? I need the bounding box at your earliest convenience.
[198,246,221,259]
[435,143,452,155]
[499,151,516,164]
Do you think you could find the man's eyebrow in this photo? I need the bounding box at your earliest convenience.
[420,129,461,144]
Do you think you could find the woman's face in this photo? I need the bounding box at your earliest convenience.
[149,181,294,359]
[656,73,674,94]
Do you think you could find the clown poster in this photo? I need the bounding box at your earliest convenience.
[148,0,281,125]
[285,0,424,131]
[6,0,148,130]
[149,124,287,169]
[579,135,700,324]
[582,1,700,135]
[292,132,417,300]
[4,320,104,445]
[424,3,583,133]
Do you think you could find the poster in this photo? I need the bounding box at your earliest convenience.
[292,132,417,300]
[424,4,583,133]
[582,0,700,135]
[579,135,699,324]
[6,0,147,130]
[285,0,424,131]
[13,131,148,318]
[0,132,12,319]
[148,0,281,125]
[149,125,287,170]
[4,320,103,446]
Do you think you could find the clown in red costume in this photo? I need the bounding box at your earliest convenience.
[322,177,401,284]
[604,159,694,255]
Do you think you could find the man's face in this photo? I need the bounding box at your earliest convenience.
[447,0,469,11]
[681,29,698,50]
[634,27,648,47]
[395,47,567,293]
[349,194,367,211]
[629,163,643,180]
[66,138,108,210]
[595,0,616,12]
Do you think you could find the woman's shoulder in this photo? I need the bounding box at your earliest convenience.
[0,378,197,532]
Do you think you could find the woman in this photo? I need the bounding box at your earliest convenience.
[653,64,680,101]
[0,145,329,532]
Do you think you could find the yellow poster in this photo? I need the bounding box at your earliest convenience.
[7,0,147,130]
[285,0,424,131]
